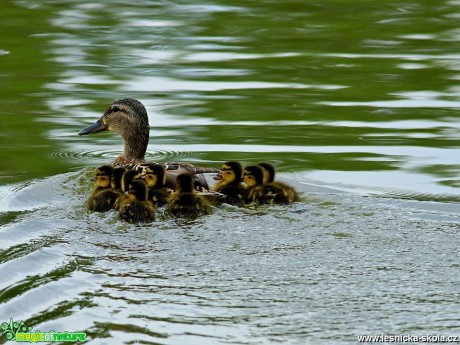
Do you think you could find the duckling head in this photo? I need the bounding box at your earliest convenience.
[175,174,194,193]
[243,165,264,187]
[258,162,275,183]
[121,170,142,192]
[95,165,113,188]
[214,161,242,184]
[111,167,126,190]
[79,99,150,165]
[128,180,148,202]
[144,164,166,188]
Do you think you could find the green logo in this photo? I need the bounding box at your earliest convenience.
[1,319,32,341]
[1,319,86,343]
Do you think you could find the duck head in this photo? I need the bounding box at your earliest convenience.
[144,164,166,188]
[128,180,148,202]
[79,99,150,166]
[95,165,113,188]
[175,174,194,193]
[258,162,275,183]
[111,167,126,190]
[214,161,242,185]
[243,165,264,187]
[121,170,142,193]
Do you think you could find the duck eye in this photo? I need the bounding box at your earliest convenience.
[111,106,120,113]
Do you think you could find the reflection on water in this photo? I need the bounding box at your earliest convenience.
[1,0,460,344]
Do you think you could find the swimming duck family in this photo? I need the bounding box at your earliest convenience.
[81,99,300,223]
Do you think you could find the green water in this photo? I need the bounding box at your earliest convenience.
[0,1,459,344]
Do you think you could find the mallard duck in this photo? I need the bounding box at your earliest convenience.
[213,161,246,205]
[87,165,120,212]
[258,162,299,203]
[243,165,289,204]
[78,98,220,190]
[143,164,173,206]
[117,180,156,223]
[166,174,212,219]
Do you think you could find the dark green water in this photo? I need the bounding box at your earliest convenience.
[0,1,459,344]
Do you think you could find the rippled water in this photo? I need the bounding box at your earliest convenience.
[1,0,460,344]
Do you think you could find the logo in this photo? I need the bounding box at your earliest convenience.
[1,319,86,343]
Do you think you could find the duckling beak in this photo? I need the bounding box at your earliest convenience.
[78,119,108,135]
[213,173,222,181]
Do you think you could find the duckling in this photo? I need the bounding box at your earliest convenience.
[166,174,212,219]
[143,164,173,206]
[118,180,156,223]
[78,98,220,190]
[113,168,142,211]
[243,165,289,204]
[111,167,126,190]
[258,162,299,203]
[121,170,143,193]
[213,161,246,205]
[114,169,143,211]
[87,165,119,212]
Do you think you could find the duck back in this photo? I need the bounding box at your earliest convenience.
[166,193,211,219]
[119,201,155,223]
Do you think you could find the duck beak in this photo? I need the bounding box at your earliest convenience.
[213,173,223,181]
[78,118,108,135]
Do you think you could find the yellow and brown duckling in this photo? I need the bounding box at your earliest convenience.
[166,174,212,219]
[213,161,246,205]
[243,165,289,205]
[143,164,173,206]
[114,169,143,211]
[117,180,156,223]
[258,162,299,203]
[111,167,126,191]
[120,169,142,193]
[87,165,120,212]
[78,98,220,190]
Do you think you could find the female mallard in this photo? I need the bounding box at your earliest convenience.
[87,165,120,212]
[243,165,289,204]
[166,174,212,219]
[78,98,220,190]
[117,180,156,223]
[213,161,246,205]
[258,162,299,203]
